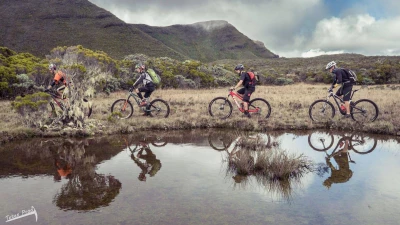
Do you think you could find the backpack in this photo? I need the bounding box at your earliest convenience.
[247,71,259,87]
[342,68,357,84]
[146,68,161,85]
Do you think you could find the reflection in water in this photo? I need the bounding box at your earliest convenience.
[308,131,378,189]
[0,137,123,211]
[124,137,163,182]
[208,131,313,201]
[0,130,399,225]
[49,139,122,211]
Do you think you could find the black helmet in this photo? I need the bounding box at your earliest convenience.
[234,64,244,71]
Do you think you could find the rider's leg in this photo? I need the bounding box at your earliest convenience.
[342,85,353,114]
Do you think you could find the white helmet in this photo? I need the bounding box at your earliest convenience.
[325,61,336,70]
[49,63,56,70]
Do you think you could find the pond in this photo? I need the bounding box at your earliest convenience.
[0,130,399,225]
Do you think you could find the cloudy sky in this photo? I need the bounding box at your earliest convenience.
[89,0,400,58]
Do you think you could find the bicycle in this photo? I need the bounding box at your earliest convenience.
[309,88,379,122]
[44,89,92,118]
[208,130,271,151]
[308,131,377,154]
[208,89,271,119]
[111,90,170,119]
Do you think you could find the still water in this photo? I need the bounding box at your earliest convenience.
[0,130,399,225]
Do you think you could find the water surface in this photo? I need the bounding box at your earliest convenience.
[0,130,399,225]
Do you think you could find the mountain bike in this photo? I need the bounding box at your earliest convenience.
[111,90,170,119]
[309,88,379,122]
[45,89,92,118]
[208,89,271,119]
[308,131,377,154]
[208,130,271,151]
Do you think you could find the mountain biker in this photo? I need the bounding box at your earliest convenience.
[326,61,354,118]
[323,138,353,189]
[231,64,256,118]
[47,63,67,98]
[130,141,162,182]
[131,63,155,115]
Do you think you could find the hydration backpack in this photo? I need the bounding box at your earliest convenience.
[247,71,259,87]
[342,68,357,84]
[146,68,161,85]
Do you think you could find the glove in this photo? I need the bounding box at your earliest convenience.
[230,87,235,91]
[129,87,133,92]
[333,84,338,88]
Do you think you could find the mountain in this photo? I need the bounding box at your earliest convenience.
[0,0,277,61]
[131,21,278,62]
[0,0,185,60]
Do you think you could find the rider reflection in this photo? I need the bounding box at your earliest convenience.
[130,141,162,182]
[323,138,353,189]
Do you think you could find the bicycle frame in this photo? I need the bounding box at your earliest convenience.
[227,90,259,113]
[122,91,151,113]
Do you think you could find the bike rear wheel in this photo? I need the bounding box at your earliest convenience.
[208,97,233,119]
[309,100,335,122]
[351,99,379,122]
[111,99,134,119]
[308,131,334,151]
[248,98,271,119]
[147,99,170,118]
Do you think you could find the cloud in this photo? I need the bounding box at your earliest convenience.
[302,14,400,56]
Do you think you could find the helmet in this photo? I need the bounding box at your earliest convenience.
[135,63,145,70]
[49,63,56,70]
[234,64,244,71]
[325,61,336,70]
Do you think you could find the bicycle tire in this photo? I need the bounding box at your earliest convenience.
[151,136,168,147]
[208,132,233,151]
[350,134,377,154]
[208,97,233,119]
[351,99,379,122]
[309,100,335,122]
[148,99,170,118]
[111,99,134,119]
[248,98,272,119]
[47,102,57,118]
[83,98,93,118]
[308,131,334,151]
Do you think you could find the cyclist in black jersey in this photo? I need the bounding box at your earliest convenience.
[326,61,354,118]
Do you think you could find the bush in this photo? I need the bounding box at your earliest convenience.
[11,92,52,127]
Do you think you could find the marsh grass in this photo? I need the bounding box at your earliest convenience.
[224,132,313,201]
[1,84,400,143]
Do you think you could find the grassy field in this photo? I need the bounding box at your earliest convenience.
[1,83,399,143]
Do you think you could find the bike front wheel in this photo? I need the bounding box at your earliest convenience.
[351,99,379,122]
[111,99,134,119]
[309,100,335,122]
[208,97,233,119]
[350,133,377,154]
[47,102,57,118]
[248,98,272,119]
[148,99,170,118]
[83,98,92,118]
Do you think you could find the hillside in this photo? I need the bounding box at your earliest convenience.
[0,0,277,61]
[0,0,185,60]
[132,21,278,62]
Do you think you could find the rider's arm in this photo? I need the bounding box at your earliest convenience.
[132,73,145,88]
[233,72,246,89]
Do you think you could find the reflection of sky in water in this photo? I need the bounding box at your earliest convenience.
[0,131,399,225]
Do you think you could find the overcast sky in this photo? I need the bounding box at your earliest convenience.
[88,0,400,58]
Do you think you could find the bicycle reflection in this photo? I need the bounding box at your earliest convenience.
[308,131,377,189]
[123,136,166,182]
